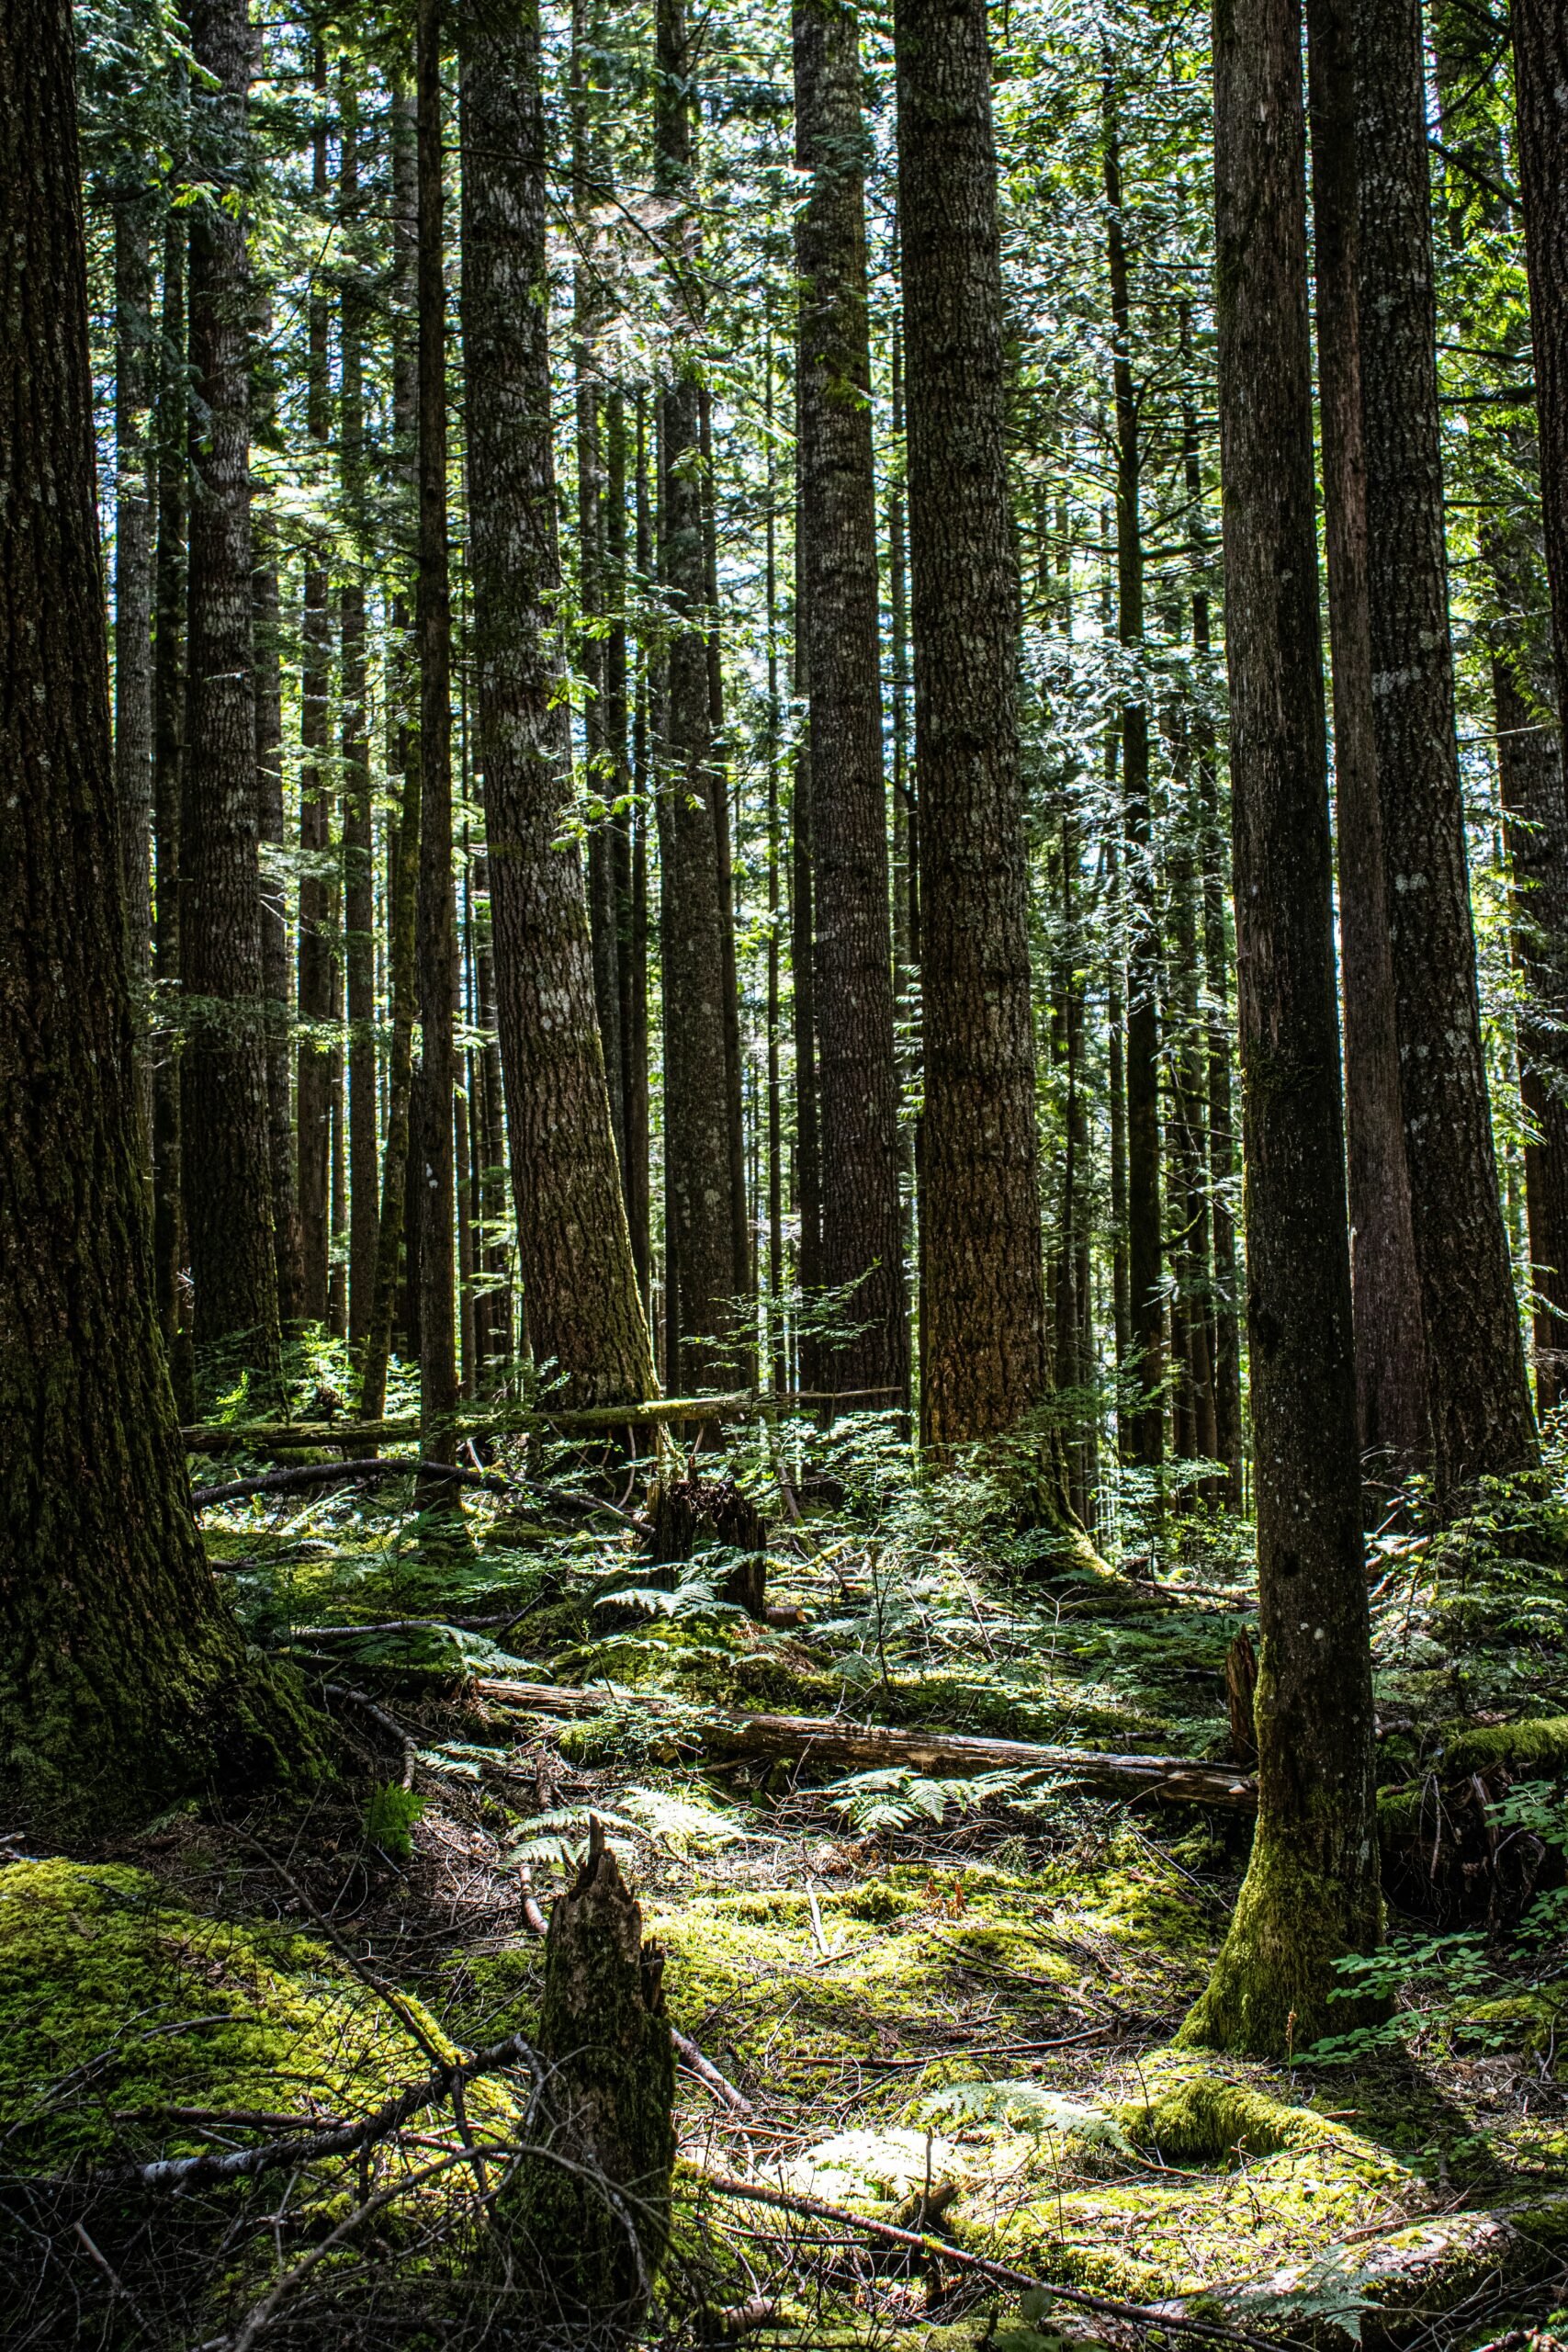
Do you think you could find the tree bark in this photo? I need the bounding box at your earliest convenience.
[0,0,307,1829]
[415,0,460,1464]
[181,0,279,1381]
[114,190,156,1098]
[1183,0,1380,2060]
[794,0,908,1408]
[654,0,742,1387]
[1513,0,1568,758]
[253,518,303,1325]
[895,0,1049,1453]
[296,48,335,1329]
[1354,0,1537,1494]
[1305,0,1431,1479]
[341,76,378,1354]
[152,201,191,1407]
[459,0,655,1408]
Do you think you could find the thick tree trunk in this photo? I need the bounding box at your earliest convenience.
[794,0,908,1408]
[459,0,655,1408]
[1104,96,1164,1471]
[1183,0,1380,2060]
[895,0,1050,1453]
[1355,0,1537,1494]
[181,0,279,1381]
[114,192,155,1085]
[415,0,460,1464]
[0,0,307,1829]
[654,0,742,1386]
[152,205,192,1410]
[1305,0,1430,1480]
[1513,0,1568,755]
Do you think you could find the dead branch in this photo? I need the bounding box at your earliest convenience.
[473,1679,1258,1811]
[322,1682,418,1789]
[191,1455,644,1531]
[671,2027,753,2118]
[180,1389,905,1456]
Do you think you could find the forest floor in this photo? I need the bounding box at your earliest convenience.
[6,1396,1568,2349]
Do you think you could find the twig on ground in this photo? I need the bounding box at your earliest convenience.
[321,1683,418,1790]
[671,2027,753,2117]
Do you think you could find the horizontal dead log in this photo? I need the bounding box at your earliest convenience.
[192,1455,644,1531]
[179,1389,903,1456]
[471,1679,1258,1810]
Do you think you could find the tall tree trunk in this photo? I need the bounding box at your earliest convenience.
[1305,0,1430,1479]
[0,0,306,1828]
[1104,88,1164,1471]
[460,0,655,1408]
[297,47,334,1329]
[415,0,460,1462]
[790,497,822,1398]
[699,387,752,1314]
[181,0,278,1382]
[152,202,191,1406]
[1514,0,1568,758]
[1354,0,1537,1493]
[1200,742,1244,1505]
[114,189,156,1100]
[340,75,378,1353]
[793,0,908,1408]
[253,517,303,1325]
[765,345,786,1393]
[605,386,637,1224]
[1183,0,1379,2059]
[653,0,742,1385]
[626,393,654,1309]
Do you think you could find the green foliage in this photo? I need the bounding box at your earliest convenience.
[363,1780,424,1863]
[818,1764,1055,1834]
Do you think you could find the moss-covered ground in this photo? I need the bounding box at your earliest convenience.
[6,1408,1568,2346]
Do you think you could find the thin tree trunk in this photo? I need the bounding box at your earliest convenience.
[1305,0,1430,1478]
[459,0,655,1408]
[415,0,460,1464]
[341,74,378,1352]
[790,491,822,1398]
[114,190,156,1100]
[1183,0,1378,2059]
[698,386,752,1315]
[1514,0,1568,756]
[1104,87,1163,1472]
[1200,742,1244,1505]
[297,46,334,1329]
[794,0,908,1408]
[765,344,785,1394]
[181,0,278,1381]
[152,201,192,1409]
[605,387,637,1220]
[253,517,302,1325]
[1354,0,1537,1493]
[626,392,654,1310]
[654,0,742,1385]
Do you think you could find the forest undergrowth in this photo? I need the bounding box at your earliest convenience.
[6,1379,1568,2352]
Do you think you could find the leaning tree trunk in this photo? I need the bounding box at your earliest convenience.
[181,0,279,1384]
[1304,0,1430,1479]
[0,0,309,1831]
[1181,0,1381,2060]
[1514,0,1568,760]
[414,0,460,1467]
[653,0,742,1391]
[1355,0,1537,1495]
[895,0,1052,1455]
[794,0,908,1408]
[458,0,655,1408]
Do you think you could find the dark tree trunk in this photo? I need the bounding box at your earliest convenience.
[1514,0,1568,757]
[793,0,908,1407]
[1354,0,1536,1494]
[1200,740,1244,1504]
[114,192,155,1083]
[1305,0,1430,1478]
[0,0,307,1828]
[152,203,191,1406]
[181,0,278,1381]
[341,80,378,1353]
[1183,0,1379,2060]
[790,525,822,1397]
[626,394,655,1310]
[297,55,334,1329]
[699,388,753,1315]
[895,0,1049,1452]
[1104,92,1164,1472]
[606,387,637,1218]
[654,0,742,1385]
[460,0,655,1408]
[415,0,460,1461]
[253,522,303,1325]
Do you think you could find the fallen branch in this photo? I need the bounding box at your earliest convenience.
[191,1455,643,1531]
[472,1679,1258,1811]
[180,1389,904,1456]
[96,2031,536,2194]
[671,2027,753,2118]
[322,1683,418,1790]
[697,2171,1284,2349]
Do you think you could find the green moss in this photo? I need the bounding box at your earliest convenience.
[1115,2067,1349,2165]
[1442,1716,1568,1780]
[1178,1824,1385,2060]
[0,1858,515,2173]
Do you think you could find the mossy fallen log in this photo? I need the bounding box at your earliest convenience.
[473,1678,1258,1809]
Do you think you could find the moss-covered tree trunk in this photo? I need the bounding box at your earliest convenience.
[459,0,656,1408]
[0,0,308,1831]
[1182,0,1382,2059]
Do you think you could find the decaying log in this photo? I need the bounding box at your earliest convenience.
[644,1475,768,1618]
[474,1679,1258,1809]
[191,1454,644,1531]
[502,1821,676,2326]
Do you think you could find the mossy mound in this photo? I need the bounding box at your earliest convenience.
[1441,1715,1568,1779]
[0,1857,520,2174]
[1114,2064,1354,2166]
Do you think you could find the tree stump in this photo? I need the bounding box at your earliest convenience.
[506,1820,675,2327]
[1224,1629,1258,1762]
[645,1476,768,1619]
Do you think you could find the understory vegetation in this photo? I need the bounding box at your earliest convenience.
[6,1397,1567,2349]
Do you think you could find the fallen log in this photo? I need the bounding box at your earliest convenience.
[471,1679,1258,1811]
[191,1455,644,1531]
[180,1388,902,1456]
